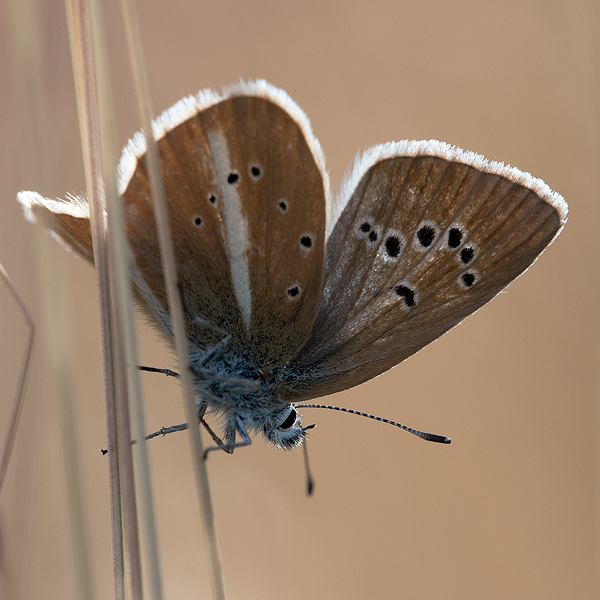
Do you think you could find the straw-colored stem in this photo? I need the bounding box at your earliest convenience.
[91,1,166,596]
[119,1,227,598]
[64,0,132,598]
[0,263,34,495]
[72,1,167,598]
[95,28,166,600]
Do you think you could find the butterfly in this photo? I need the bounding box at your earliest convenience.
[17,80,567,452]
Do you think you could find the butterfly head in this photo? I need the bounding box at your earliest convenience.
[259,405,308,450]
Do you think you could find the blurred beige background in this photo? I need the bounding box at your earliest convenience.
[0,1,597,599]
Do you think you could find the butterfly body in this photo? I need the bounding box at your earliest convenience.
[185,341,304,449]
[17,80,567,450]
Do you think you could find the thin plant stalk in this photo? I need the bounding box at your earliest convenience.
[0,263,34,496]
[89,1,166,597]
[119,0,227,598]
[66,0,167,598]
[64,0,131,597]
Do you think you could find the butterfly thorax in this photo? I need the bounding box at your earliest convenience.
[188,344,305,449]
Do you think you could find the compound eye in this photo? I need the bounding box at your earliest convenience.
[279,408,297,430]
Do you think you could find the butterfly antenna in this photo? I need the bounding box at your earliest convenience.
[299,404,451,444]
[302,436,315,496]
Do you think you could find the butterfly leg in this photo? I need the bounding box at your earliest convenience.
[203,415,252,460]
[196,404,234,454]
[135,406,234,455]
[137,328,231,379]
[179,291,261,392]
[191,327,261,394]
[197,331,232,367]
[138,365,180,378]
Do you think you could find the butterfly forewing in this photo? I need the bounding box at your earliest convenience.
[123,94,326,366]
[282,145,566,400]
[206,96,326,367]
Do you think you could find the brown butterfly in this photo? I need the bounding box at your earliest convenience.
[18,80,567,451]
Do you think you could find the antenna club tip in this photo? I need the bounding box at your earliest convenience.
[443,437,452,445]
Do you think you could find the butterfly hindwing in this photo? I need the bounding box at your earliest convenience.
[16,193,94,263]
[281,142,567,400]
